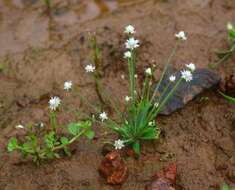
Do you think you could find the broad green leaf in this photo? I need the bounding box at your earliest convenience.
[68,123,80,136]
[7,137,18,152]
[132,142,141,155]
[84,130,95,140]
[60,137,69,145]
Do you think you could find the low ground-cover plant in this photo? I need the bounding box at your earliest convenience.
[212,22,235,67]
[84,26,196,154]
[7,83,94,165]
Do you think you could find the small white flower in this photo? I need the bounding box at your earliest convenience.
[64,81,72,91]
[227,22,233,30]
[145,68,152,76]
[134,90,137,94]
[134,74,138,79]
[125,96,132,102]
[124,51,132,59]
[154,102,159,108]
[99,112,108,122]
[114,139,125,150]
[121,74,125,79]
[15,124,24,129]
[124,25,136,34]
[181,70,193,82]
[169,75,176,82]
[125,38,140,50]
[36,122,44,128]
[186,63,196,72]
[175,31,187,41]
[148,121,155,127]
[85,64,95,73]
[49,96,61,111]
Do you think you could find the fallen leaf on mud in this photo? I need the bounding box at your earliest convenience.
[219,72,235,96]
[99,151,128,185]
[146,163,176,190]
[155,69,220,115]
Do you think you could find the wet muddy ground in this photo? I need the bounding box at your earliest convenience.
[0,0,235,189]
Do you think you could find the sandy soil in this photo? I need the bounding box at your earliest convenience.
[0,0,235,189]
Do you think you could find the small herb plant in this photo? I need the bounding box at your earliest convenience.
[7,83,94,165]
[84,26,196,154]
[213,22,235,67]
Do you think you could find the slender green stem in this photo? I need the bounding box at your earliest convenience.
[50,111,57,132]
[154,78,183,118]
[150,42,179,103]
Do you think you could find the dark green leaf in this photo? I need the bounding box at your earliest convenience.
[140,127,158,140]
[132,142,141,155]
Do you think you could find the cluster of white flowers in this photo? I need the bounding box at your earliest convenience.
[49,96,61,111]
[114,139,125,150]
[99,112,108,122]
[124,25,140,51]
[124,25,136,34]
[181,70,193,82]
[64,81,72,91]
[175,31,187,41]
[85,64,96,73]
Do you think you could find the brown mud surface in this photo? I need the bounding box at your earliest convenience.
[0,0,235,189]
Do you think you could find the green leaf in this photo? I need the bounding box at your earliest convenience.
[68,123,81,136]
[132,142,141,155]
[80,121,92,129]
[7,137,18,152]
[84,130,95,139]
[219,92,235,104]
[44,132,55,148]
[140,127,158,140]
[222,184,229,190]
[60,137,69,145]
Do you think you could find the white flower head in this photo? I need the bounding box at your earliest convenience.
[227,22,233,30]
[38,122,44,128]
[148,121,155,127]
[125,38,140,50]
[15,124,24,129]
[169,75,176,82]
[99,112,108,122]
[124,25,136,34]
[181,70,193,82]
[49,96,61,111]
[175,31,187,41]
[125,96,132,102]
[64,81,72,91]
[154,102,159,108]
[85,64,95,73]
[145,68,152,76]
[134,74,138,79]
[114,139,125,150]
[124,51,132,59]
[186,63,196,72]
[121,74,125,79]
